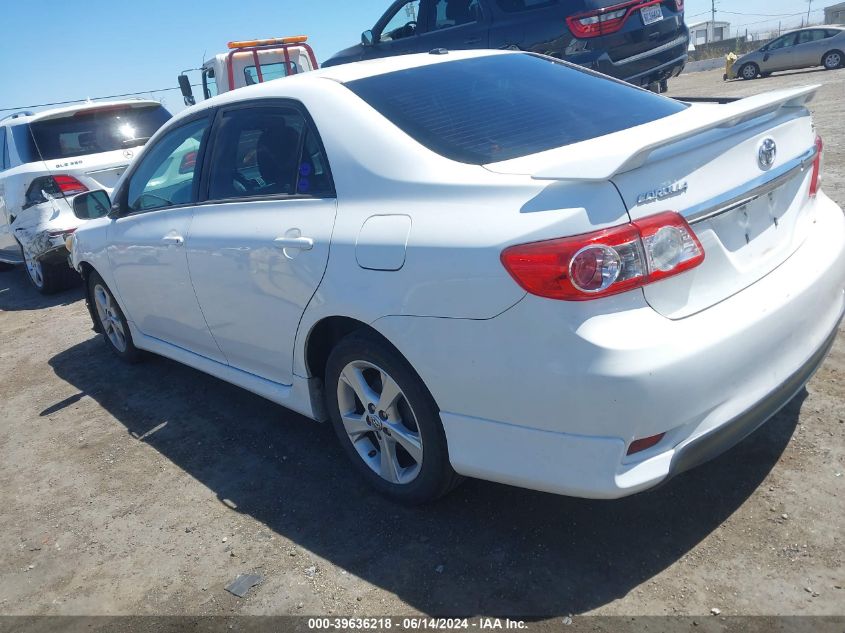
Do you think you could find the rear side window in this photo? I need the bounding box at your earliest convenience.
[9,124,40,166]
[346,54,686,164]
[0,128,7,170]
[496,0,555,12]
[29,104,172,161]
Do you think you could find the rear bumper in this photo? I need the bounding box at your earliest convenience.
[374,192,845,498]
[668,321,839,478]
[584,32,689,86]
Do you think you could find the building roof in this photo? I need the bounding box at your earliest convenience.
[824,2,845,11]
[687,20,732,29]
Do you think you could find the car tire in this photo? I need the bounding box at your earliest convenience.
[822,50,843,70]
[325,330,462,505]
[739,63,760,80]
[20,243,81,295]
[87,271,142,363]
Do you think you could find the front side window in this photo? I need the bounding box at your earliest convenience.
[126,118,208,212]
[768,34,797,50]
[347,53,686,164]
[380,1,421,41]
[431,0,481,29]
[206,106,333,201]
[29,104,171,161]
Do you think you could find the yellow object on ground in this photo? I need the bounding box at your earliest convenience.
[725,52,738,81]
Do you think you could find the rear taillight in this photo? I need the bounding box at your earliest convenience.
[52,175,88,196]
[501,211,704,301]
[809,135,823,198]
[567,0,662,38]
[567,6,628,38]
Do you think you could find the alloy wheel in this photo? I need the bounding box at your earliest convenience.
[23,250,44,289]
[336,360,423,485]
[93,284,128,353]
[742,64,758,80]
[824,52,841,69]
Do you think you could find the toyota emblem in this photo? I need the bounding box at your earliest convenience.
[758,138,777,171]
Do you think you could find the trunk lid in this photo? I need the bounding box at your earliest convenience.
[485,86,820,318]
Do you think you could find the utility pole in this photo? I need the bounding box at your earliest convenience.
[807,0,813,24]
[709,0,716,43]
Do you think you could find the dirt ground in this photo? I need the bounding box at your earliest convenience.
[0,66,843,620]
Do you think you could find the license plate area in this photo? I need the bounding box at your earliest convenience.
[640,4,663,25]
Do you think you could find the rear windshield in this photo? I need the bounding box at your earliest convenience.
[346,54,687,164]
[29,104,172,161]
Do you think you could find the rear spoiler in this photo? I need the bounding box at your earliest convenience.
[519,85,819,182]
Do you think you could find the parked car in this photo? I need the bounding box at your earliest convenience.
[734,26,845,80]
[68,50,844,504]
[323,0,689,91]
[0,101,171,293]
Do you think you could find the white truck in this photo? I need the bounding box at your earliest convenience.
[178,36,320,105]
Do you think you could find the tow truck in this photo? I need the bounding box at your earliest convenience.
[178,36,319,106]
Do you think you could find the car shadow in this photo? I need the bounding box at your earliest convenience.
[47,336,803,617]
[0,267,83,312]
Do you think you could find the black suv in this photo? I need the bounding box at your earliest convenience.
[323,0,689,90]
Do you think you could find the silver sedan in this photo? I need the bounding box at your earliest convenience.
[734,26,845,80]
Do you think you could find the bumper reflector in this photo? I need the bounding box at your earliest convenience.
[627,433,666,456]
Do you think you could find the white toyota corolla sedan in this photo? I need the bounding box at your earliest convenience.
[68,50,845,504]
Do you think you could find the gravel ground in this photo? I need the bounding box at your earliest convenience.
[0,66,843,620]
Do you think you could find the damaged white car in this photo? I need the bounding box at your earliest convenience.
[0,101,171,293]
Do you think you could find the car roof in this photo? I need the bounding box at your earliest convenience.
[1,99,163,127]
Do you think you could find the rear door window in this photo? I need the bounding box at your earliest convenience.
[205,105,334,201]
[29,104,171,161]
[430,0,482,29]
[346,53,686,164]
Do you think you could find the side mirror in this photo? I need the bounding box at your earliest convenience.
[178,74,196,107]
[362,30,376,47]
[72,190,112,220]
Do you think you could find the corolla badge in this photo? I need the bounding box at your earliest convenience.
[637,180,688,205]
[758,138,777,171]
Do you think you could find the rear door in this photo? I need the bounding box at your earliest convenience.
[794,29,828,67]
[107,115,226,362]
[186,102,337,386]
[0,128,15,259]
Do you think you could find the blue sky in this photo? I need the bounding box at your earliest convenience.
[0,0,826,115]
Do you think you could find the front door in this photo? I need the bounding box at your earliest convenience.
[107,115,226,363]
[186,103,337,385]
[760,33,799,72]
[367,0,427,59]
[418,0,489,50]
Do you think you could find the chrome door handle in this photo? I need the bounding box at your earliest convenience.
[162,235,184,246]
[274,236,314,251]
